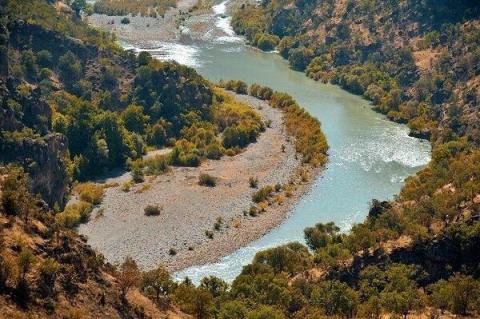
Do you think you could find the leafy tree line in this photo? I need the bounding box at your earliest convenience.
[220,80,329,166]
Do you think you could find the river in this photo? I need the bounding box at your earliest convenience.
[118,0,431,284]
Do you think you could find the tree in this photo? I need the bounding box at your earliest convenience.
[0,167,35,222]
[138,51,152,66]
[122,104,149,134]
[427,279,450,314]
[117,256,141,299]
[219,301,248,319]
[311,280,359,318]
[18,249,35,280]
[304,222,341,251]
[379,264,425,319]
[71,0,87,17]
[21,50,37,79]
[357,296,382,319]
[253,242,312,275]
[200,276,228,298]
[141,265,174,305]
[36,50,52,68]
[58,51,82,90]
[173,282,213,319]
[194,289,214,319]
[247,305,285,319]
[429,274,480,315]
[288,46,314,71]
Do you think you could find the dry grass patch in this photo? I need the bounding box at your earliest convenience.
[74,182,105,205]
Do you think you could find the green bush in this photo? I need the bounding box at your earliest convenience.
[144,204,162,216]
[256,33,279,51]
[249,177,258,188]
[199,173,217,187]
[288,46,314,71]
[56,201,93,228]
[252,185,274,203]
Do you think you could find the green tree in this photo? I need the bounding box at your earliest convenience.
[138,51,152,66]
[141,265,175,304]
[288,46,314,71]
[379,264,425,319]
[200,276,228,298]
[58,51,82,90]
[219,301,248,319]
[311,280,359,318]
[71,0,87,16]
[122,104,150,134]
[21,50,37,79]
[304,222,342,251]
[36,50,52,68]
[429,274,480,315]
[247,305,285,319]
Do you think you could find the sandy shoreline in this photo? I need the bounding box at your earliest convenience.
[78,93,322,272]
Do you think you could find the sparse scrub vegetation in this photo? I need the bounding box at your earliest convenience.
[144,204,162,216]
[252,185,275,203]
[249,177,258,188]
[198,173,217,187]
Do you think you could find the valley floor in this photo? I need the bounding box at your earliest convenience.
[78,94,319,271]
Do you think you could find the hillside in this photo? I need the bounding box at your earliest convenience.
[215,0,480,318]
[1,0,480,318]
[232,0,480,143]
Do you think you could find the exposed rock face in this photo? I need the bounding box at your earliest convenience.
[0,78,70,206]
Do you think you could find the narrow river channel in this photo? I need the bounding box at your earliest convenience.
[119,0,431,283]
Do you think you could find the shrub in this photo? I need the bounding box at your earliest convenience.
[288,46,314,71]
[56,201,93,228]
[199,173,217,187]
[144,205,162,216]
[219,80,248,94]
[122,180,133,192]
[142,155,170,175]
[252,186,274,203]
[214,217,223,230]
[256,33,279,51]
[36,50,52,68]
[205,230,214,239]
[249,205,258,217]
[131,165,145,183]
[249,177,259,188]
[121,17,130,24]
[169,248,177,256]
[74,182,104,205]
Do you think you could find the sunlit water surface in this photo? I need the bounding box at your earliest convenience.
[119,0,431,284]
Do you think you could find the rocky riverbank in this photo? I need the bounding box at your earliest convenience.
[87,0,198,44]
[78,93,322,271]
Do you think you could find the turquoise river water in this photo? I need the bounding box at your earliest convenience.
[120,0,431,284]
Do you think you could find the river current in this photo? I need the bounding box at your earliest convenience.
[120,0,431,283]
